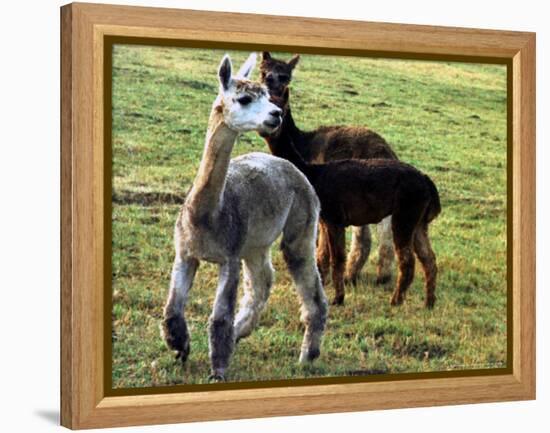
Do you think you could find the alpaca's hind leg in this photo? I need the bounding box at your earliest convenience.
[316,222,331,284]
[281,228,328,363]
[344,225,372,286]
[234,249,274,341]
[390,207,424,306]
[390,243,415,306]
[326,223,347,305]
[162,257,199,364]
[208,259,240,381]
[376,216,395,284]
[414,224,438,308]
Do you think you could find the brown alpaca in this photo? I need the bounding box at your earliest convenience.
[260,52,398,285]
[262,89,441,307]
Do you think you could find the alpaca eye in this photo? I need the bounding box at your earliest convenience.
[237,95,253,106]
[279,74,289,83]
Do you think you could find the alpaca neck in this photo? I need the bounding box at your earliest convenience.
[282,107,301,137]
[185,102,238,222]
[264,109,312,178]
[284,107,315,162]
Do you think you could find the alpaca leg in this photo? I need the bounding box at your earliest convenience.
[234,249,274,341]
[390,243,415,306]
[389,207,424,306]
[281,228,328,363]
[344,225,372,285]
[316,221,331,284]
[326,224,347,305]
[162,257,199,364]
[208,259,240,381]
[414,225,438,308]
[376,216,395,284]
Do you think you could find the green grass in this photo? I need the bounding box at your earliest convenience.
[111,45,508,388]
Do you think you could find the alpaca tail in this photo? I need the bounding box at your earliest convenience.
[424,175,441,223]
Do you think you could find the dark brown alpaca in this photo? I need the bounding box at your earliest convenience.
[260,52,398,285]
[262,89,441,308]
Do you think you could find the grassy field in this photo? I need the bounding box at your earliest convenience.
[111,45,508,388]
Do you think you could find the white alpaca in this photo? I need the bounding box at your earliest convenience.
[161,54,328,381]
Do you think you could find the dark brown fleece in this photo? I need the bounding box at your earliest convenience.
[264,89,441,308]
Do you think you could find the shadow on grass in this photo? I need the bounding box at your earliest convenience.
[113,190,184,206]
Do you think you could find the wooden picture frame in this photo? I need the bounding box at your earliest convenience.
[61,2,536,429]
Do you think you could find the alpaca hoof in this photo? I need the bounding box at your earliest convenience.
[174,349,189,365]
[162,315,190,364]
[390,294,404,306]
[344,276,358,286]
[425,297,436,309]
[208,373,226,383]
[299,347,321,363]
[376,274,392,285]
[234,333,248,345]
[233,322,252,343]
[332,295,345,306]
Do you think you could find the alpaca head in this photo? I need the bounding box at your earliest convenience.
[260,87,291,138]
[259,51,300,97]
[216,53,282,134]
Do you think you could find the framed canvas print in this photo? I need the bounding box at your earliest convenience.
[60,2,536,429]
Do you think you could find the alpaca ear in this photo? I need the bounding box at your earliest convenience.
[236,53,257,79]
[262,51,272,61]
[218,54,232,91]
[288,54,300,70]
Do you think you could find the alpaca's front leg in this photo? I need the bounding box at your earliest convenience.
[208,259,240,381]
[326,224,347,305]
[162,257,199,364]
